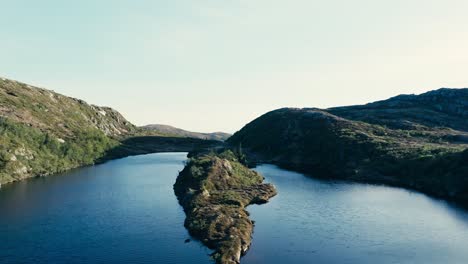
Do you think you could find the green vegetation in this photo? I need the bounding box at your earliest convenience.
[0,78,224,185]
[0,78,136,139]
[0,117,118,184]
[228,89,468,205]
[0,78,135,185]
[174,150,276,264]
[2,76,467,211]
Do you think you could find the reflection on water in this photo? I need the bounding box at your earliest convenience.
[0,153,211,264]
[243,164,468,264]
[2,156,468,264]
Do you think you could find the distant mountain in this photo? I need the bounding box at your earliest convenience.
[228,88,468,205]
[141,124,231,141]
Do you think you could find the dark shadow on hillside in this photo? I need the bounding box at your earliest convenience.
[99,136,224,163]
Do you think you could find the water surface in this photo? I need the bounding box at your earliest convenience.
[243,164,468,264]
[2,155,468,264]
[0,153,211,264]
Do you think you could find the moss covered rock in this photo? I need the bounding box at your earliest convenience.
[174,150,276,264]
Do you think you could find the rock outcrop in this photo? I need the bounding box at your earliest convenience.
[174,150,276,264]
[0,78,136,138]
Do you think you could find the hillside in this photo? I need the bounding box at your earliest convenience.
[0,78,135,138]
[228,88,468,205]
[329,88,468,131]
[0,78,221,185]
[141,124,231,141]
[0,78,137,184]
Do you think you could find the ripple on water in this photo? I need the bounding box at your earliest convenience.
[242,164,468,264]
[0,153,212,264]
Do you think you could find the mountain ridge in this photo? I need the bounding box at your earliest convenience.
[228,88,468,205]
[0,78,136,138]
[328,87,468,131]
[141,124,231,141]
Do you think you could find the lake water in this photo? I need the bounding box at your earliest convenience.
[0,153,211,264]
[1,153,468,264]
[244,164,468,264]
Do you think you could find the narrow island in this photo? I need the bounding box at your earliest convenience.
[174,150,277,264]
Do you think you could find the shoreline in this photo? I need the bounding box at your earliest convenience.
[174,150,277,264]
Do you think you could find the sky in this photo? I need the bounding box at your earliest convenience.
[1,0,467,133]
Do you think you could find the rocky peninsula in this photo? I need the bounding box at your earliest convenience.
[174,150,277,264]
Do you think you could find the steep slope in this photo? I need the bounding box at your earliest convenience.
[0,78,135,138]
[228,89,468,205]
[0,78,138,184]
[141,124,231,141]
[0,78,222,185]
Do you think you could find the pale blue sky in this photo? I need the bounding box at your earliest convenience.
[1,0,467,133]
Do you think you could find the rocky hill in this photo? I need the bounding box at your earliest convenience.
[329,88,468,131]
[141,124,231,141]
[0,78,136,138]
[0,78,136,184]
[0,78,220,185]
[228,88,468,205]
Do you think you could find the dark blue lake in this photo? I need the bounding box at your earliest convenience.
[1,153,468,264]
[0,153,211,264]
[245,164,468,264]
